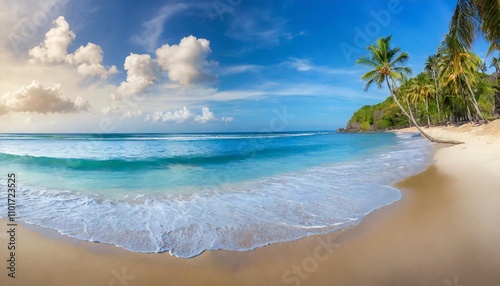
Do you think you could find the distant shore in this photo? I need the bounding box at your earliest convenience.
[1,121,500,285]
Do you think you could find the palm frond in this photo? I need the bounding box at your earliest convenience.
[476,0,500,48]
[393,66,412,77]
[390,52,410,66]
[360,70,380,91]
[356,57,379,69]
[448,0,477,52]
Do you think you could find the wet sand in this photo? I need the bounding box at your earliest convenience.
[1,122,500,286]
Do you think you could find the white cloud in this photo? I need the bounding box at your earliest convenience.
[123,110,143,118]
[132,3,188,52]
[28,16,117,79]
[185,82,378,103]
[29,16,75,64]
[156,35,216,86]
[145,106,227,124]
[225,11,291,49]
[101,101,143,118]
[0,80,89,114]
[25,116,36,123]
[220,64,262,75]
[147,106,193,123]
[286,58,360,75]
[117,53,159,96]
[194,106,215,123]
[221,116,234,123]
[288,58,314,71]
[0,0,71,56]
[67,43,118,79]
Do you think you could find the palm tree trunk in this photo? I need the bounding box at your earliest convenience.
[405,97,416,127]
[435,91,441,123]
[461,89,474,123]
[466,104,474,123]
[463,73,488,122]
[387,78,462,144]
[452,95,456,122]
[433,71,441,122]
[414,102,419,124]
[425,98,431,127]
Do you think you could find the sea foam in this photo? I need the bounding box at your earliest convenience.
[0,132,432,258]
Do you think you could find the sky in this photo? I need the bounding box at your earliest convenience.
[0,0,492,133]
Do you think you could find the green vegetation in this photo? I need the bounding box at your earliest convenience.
[345,0,500,141]
[346,72,498,132]
[346,97,408,132]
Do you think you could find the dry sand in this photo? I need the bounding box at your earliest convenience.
[1,121,500,286]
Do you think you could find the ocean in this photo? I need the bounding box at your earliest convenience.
[0,131,432,258]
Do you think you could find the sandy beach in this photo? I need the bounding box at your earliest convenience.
[1,121,500,286]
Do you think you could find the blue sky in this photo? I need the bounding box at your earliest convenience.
[0,0,492,132]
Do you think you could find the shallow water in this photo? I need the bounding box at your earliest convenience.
[0,131,432,257]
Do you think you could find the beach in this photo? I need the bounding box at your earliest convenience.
[1,122,500,286]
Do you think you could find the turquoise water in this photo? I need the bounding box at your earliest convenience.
[0,132,432,258]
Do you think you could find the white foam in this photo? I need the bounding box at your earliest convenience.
[0,134,432,258]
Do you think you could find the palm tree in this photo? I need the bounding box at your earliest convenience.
[356,36,461,144]
[479,62,487,73]
[440,34,488,122]
[448,0,500,56]
[425,54,442,122]
[490,56,500,81]
[395,76,417,127]
[409,72,435,127]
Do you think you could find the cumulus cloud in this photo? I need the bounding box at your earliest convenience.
[194,106,215,123]
[28,16,75,64]
[28,16,117,79]
[116,36,216,97]
[117,53,159,96]
[156,35,216,86]
[0,80,89,114]
[66,43,118,79]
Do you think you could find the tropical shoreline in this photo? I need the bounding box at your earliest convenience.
[1,122,500,285]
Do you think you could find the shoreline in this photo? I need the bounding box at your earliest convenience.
[1,122,500,285]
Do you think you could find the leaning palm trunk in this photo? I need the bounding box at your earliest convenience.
[387,78,462,144]
[463,73,488,122]
[405,97,416,127]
